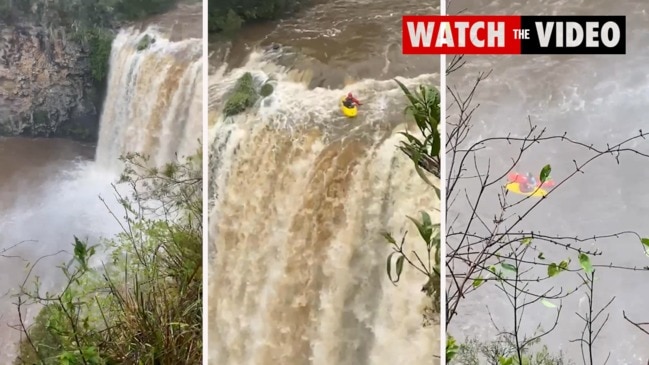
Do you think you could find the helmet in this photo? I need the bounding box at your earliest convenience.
[347,92,353,97]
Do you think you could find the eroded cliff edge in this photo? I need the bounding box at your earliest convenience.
[0,25,100,141]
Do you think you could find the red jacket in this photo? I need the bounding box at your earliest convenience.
[346,95,361,105]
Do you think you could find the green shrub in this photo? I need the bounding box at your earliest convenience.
[113,0,178,20]
[212,9,244,34]
[15,305,63,364]
[1,0,180,28]
[208,0,308,33]
[83,28,114,84]
[0,0,14,22]
[223,72,259,116]
[451,336,574,365]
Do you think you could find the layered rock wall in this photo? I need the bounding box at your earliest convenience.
[0,24,98,140]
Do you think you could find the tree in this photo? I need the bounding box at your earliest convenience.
[443,49,649,363]
[208,0,306,33]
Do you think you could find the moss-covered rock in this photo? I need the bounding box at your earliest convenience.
[32,110,49,128]
[223,72,259,117]
[136,34,155,51]
[260,82,274,97]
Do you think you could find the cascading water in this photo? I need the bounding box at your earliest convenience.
[0,25,201,362]
[208,51,440,364]
[96,27,203,170]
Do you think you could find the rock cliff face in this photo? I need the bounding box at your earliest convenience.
[0,24,99,140]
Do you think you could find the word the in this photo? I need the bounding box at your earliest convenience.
[513,29,530,39]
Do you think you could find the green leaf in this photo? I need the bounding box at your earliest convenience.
[446,335,459,362]
[421,211,432,232]
[578,253,593,274]
[73,236,88,269]
[394,79,418,106]
[541,299,557,308]
[501,263,517,272]
[540,164,552,182]
[407,213,432,244]
[396,255,405,278]
[548,260,569,277]
[382,232,396,245]
[521,237,532,245]
[386,253,406,284]
[641,238,649,248]
[472,276,484,288]
[559,259,569,270]
[537,252,545,260]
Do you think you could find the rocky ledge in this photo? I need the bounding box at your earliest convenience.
[0,24,99,141]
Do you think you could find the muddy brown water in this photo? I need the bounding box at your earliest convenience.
[209,1,443,364]
[136,1,202,40]
[0,138,94,208]
[210,0,649,362]
[209,0,440,87]
[0,137,95,361]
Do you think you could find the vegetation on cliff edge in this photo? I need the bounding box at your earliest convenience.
[13,151,202,364]
[224,72,259,117]
[208,0,310,33]
[0,0,182,140]
[382,80,441,336]
[1,0,179,84]
[0,0,178,26]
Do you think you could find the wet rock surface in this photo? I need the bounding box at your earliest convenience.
[0,24,99,140]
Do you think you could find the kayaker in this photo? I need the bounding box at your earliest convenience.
[522,172,537,192]
[343,92,362,108]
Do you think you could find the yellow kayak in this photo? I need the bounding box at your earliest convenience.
[340,97,358,118]
[506,182,548,197]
